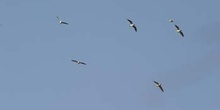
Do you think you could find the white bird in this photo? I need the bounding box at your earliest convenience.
[127,19,137,32]
[174,24,184,37]
[57,16,69,25]
[153,81,164,92]
[71,60,86,65]
[169,19,174,22]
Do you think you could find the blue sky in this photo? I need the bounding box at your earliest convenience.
[0,0,219,110]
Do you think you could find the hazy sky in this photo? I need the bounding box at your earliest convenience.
[0,0,219,110]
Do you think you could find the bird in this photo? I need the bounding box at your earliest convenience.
[71,60,86,65]
[127,19,137,32]
[57,16,69,25]
[174,24,184,37]
[153,81,164,92]
[169,19,174,22]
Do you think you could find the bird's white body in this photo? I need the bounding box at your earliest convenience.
[176,29,182,33]
[57,16,69,25]
[155,83,161,87]
[130,24,135,27]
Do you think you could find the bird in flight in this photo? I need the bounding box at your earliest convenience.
[127,19,137,32]
[71,60,86,65]
[174,24,184,37]
[57,16,69,25]
[153,81,164,92]
[169,19,174,22]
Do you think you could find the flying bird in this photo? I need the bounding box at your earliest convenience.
[127,19,137,32]
[153,81,164,92]
[57,16,69,25]
[71,60,86,65]
[174,24,184,37]
[169,19,174,22]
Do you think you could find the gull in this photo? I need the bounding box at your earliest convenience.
[57,16,69,25]
[174,24,184,37]
[169,19,174,22]
[71,60,86,65]
[127,19,137,32]
[153,81,164,92]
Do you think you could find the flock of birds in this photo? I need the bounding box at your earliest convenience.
[56,16,185,92]
[126,18,184,37]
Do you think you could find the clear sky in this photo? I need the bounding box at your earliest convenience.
[0,0,219,110]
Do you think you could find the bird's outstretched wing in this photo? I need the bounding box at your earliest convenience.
[180,31,184,37]
[174,24,180,30]
[127,19,133,24]
[79,62,86,65]
[57,16,60,20]
[61,21,69,25]
[71,60,78,63]
[133,25,137,32]
[153,81,159,85]
[159,85,164,92]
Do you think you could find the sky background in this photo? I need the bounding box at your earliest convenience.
[0,0,220,110]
